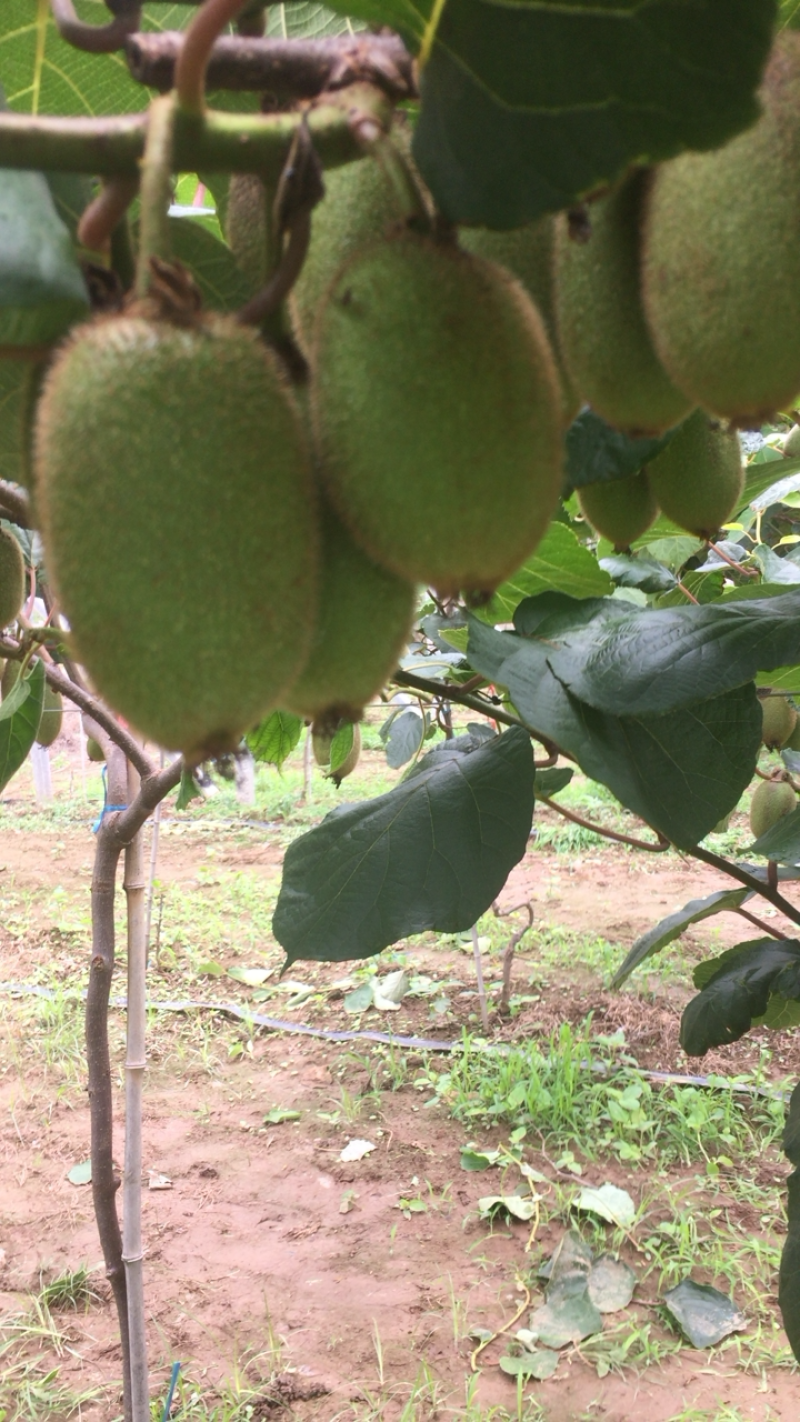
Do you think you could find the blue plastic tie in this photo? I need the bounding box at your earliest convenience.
[91,765,128,833]
[161,1361,181,1421]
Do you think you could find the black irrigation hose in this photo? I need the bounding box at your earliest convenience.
[0,980,791,1099]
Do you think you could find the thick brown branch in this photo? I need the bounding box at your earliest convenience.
[540,795,669,853]
[126,31,415,100]
[51,0,140,54]
[687,841,800,929]
[0,481,31,529]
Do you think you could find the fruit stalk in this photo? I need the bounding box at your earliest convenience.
[135,94,177,297]
[175,0,249,117]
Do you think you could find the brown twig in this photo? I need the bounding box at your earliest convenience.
[127,30,415,101]
[686,841,800,928]
[492,900,535,1015]
[539,795,669,853]
[42,662,154,780]
[734,906,790,940]
[391,668,546,740]
[51,0,140,54]
[77,177,140,252]
[705,539,759,577]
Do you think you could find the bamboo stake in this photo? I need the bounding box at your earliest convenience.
[122,760,149,1419]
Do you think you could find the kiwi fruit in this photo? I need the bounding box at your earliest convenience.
[36,683,63,747]
[285,505,416,723]
[226,174,271,293]
[645,411,743,538]
[313,232,563,596]
[761,694,798,750]
[292,134,417,354]
[642,33,800,425]
[577,471,658,549]
[312,719,362,785]
[0,526,24,628]
[785,425,800,458]
[554,171,692,436]
[35,312,319,757]
[459,218,580,425]
[750,777,797,840]
[86,735,105,763]
[1,657,19,699]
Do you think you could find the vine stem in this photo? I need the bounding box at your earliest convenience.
[135,95,177,298]
[78,177,140,253]
[122,759,149,1420]
[175,0,247,116]
[539,795,669,853]
[391,668,555,744]
[686,841,800,929]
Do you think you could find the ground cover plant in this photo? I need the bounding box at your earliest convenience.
[6,0,800,1417]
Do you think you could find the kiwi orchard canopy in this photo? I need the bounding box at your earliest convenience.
[6,0,800,1406]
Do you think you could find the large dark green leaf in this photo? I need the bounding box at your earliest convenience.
[780,1169,800,1364]
[273,727,534,966]
[565,410,674,492]
[0,169,88,344]
[467,617,760,848]
[476,523,612,624]
[782,1080,800,1169]
[408,0,776,228]
[680,938,800,1056]
[0,657,43,792]
[599,552,677,596]
[610,888,751,989]
[545,592,800,717]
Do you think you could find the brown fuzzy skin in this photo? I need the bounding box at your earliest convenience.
[761,695,798,750]
[35,312,319,757]
[645,410,743,539]
[555,171,691,436]
[0,527,24,630]
[578,471,658,549]
[642,34,800,425]
[313,232,563,596]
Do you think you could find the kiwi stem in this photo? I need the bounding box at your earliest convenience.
[735,905,790,940]
[540,795,670,854]
[687,841,800,930]
[706,539,760,578]
[369,132,430,227]
[0,98,382,180]
[77,177,140,253]
[134,95,177,299]
[175,0,248,116]
[110,214,137,293]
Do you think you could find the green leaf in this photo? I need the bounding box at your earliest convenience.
[167,218,252,312]
[783,1081,800,1169]
[752,543,800,585]
[0,170,88,345]
[406,0,777,228]
[534,766,573,799]
[478,1192,537,1222]
[566,410,674,491]
[499,1349,558,1380]
[587,1256,636,1314]
[1,0,148,117]
[662,1280,747,1349]
[273,727,534,967]
[610,888,751,989]
[781,0,800,30]
[0,657,43,792]
[544,591,800,717]
[467,615,760,848]
[384,708,425,769]
[176,765,202,811]
[599,551,677,596]
[576,1183,635,1229]
[747,802,800,862]
[680,938,800,1057]
[779,1171,800,1363]
[478,522,613,624]
[247,710,303,769]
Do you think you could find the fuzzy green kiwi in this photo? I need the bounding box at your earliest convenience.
[313,232,563,596]
[761,694,797,750]
[459,218,580,426]
[577,471,658,549]
[292,131,417,355]
[285,505,416,723]
[785,425,800,458]
[0,526,24,629]
[226,175,271,294]
[554,171,692,436]
[750,777,797,840]
[0,657,19,699]
[36,683,62,747]
[35,312,319,757]
[645,411,743,538]
[642,34,800,424]
[312,719,361,785]
[86,735,105,763]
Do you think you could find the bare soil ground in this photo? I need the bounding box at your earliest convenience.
[0,726,798,1420]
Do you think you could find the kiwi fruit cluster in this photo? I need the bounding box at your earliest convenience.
[0,527,24,629]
